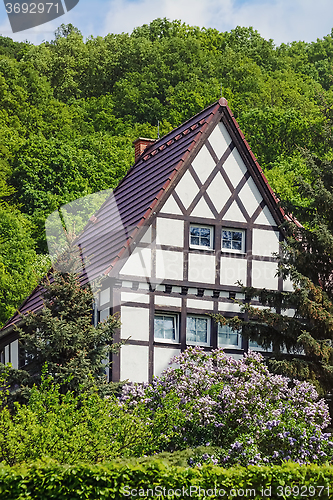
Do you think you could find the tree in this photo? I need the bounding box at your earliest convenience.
[0,203,46,327]
[10,270,122,398]
[214,137,333,397]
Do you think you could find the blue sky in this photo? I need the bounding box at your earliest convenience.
[0,0,332,46]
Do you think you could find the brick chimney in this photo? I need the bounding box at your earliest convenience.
[133,137,155,161]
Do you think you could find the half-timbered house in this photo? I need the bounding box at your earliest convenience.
[0,98,293,382]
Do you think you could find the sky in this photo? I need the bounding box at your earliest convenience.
[0,0,332,46]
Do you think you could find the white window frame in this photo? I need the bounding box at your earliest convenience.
[189,224,214,250]
[186,314,210,346]
[154,313,179,343]
[218,324,242,349]
[221,228,245,254]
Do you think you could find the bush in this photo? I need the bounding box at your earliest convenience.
[120,347,333,466]
[0,460,332,499]
[0,367,151,466]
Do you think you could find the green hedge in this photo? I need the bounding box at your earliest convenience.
[0,459,333,499]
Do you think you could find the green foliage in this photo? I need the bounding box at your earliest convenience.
[0,460,332,499]
[0,369,150,466]
[0,203,45,327]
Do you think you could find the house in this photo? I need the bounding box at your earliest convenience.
[0,98,293,382]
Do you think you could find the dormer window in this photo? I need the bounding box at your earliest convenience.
[190,224,213,250]
[222,229,245,253]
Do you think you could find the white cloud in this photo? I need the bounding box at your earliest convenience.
[102,0,333,45]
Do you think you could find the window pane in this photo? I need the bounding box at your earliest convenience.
[222,229,244,252]
[201,237,210,247]
[191,227,200,236]
[218,324,240,347]
[187,316,208,344]
[154,317,164,338]
[232,240,241,250]
[200,228,211,238]
[197,329,207,343]
[190,225,212,248]
[154,315,176,340]
[164,317,175,340]
[233,231,242,241]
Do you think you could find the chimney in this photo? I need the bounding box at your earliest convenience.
[133,137,155,161]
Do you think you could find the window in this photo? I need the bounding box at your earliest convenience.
[154,313,178,342]
[186,315,210,346]
[249,340,272,352]
[190,224,213,249]
[222,229,245,253]
[218,324,242,348]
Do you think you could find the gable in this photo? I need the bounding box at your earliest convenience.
[156,119,281,230]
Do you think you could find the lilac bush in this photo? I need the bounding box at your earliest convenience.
[120,347,333,466]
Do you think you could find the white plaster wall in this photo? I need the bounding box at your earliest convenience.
[100,287,110,306]
[121,306,150,341]
[174,170,199,210]
[220,257,247,286]
[191,198,214,219]
[10,340,18,369]
[120,344,149,382]
[187,299,214,310]
[119,247,151,277]
[156,217,184,247]
[252,229,280,257]
[188,253,216,284]
[223,201,246,222]
[159,194,183,215]
[206,172,230,213]
[155,295,182,307]
[238,177,263,218]
[154,347,180,377]
[208,122,232,159]
[121,292,150,304]
[192,144,216,184]
[254,205,276,226]
[252,261,279,290]
[218,302,242,313]
[283,277,294,291]
[140,225,152,244]
[156,249,183,281]
[223,148,247,188]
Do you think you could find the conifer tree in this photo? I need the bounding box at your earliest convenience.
[12,271,121,396]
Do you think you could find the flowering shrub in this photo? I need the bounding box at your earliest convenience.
[120,347,333,466]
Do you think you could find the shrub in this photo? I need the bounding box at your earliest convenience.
[120,347,333,466]
[0,367,151,466]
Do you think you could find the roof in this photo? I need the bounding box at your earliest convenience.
[1,98,286,334]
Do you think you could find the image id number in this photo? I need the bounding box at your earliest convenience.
[277,485,330,497]
[5,3,59,14]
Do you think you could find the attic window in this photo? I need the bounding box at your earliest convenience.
[190,224,213,250]
[222,229,245,253]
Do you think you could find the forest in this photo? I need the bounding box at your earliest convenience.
[1,18,333,327]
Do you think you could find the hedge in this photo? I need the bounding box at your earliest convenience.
[0,459,333,499]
